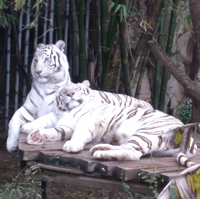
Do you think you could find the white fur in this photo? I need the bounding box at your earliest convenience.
[22,82,197,163]
[7,40,71,152]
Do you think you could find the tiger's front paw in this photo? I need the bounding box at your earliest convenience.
[27,130,46,145]
[90,144,116,154]
[62,141,84,153]
[21,123,38,134]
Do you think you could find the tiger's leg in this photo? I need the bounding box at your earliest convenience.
[90,134,166,160]
[27,125,74,145]
[26,113,75,145]
[21,112,57,134]
[7,106,36,152]
[62,121,96,153]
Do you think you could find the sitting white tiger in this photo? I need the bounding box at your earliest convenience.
[22,81,197,167]
[7,40,71,152]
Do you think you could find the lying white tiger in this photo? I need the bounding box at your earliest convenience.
[7,40,71,152]
[22,81,197,166]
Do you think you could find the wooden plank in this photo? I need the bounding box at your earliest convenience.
[37,169,163,196]
[18,137,66,161]
[18,133,200,183]
[38,163,85,175]
[112,156,180,181]
[158,170,182,182]
[18,134,96,161]
[19,133,27,143]
[39,150,100,173]
[137,149,200,185]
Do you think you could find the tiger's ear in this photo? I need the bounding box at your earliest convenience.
[55,40,65,52]
[82,80,90,87]
[37,43,45,48]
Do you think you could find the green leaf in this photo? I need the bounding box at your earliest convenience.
[171,186,181,199]
[114,4,121,14]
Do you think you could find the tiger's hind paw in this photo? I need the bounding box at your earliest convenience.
[91,145,141,161]
[90,143,119,154]
[27,130,46,145]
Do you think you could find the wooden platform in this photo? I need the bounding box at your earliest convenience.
[18,133,200,196]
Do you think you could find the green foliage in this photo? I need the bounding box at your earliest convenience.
[171,186,182,199]
[177,99,192,124]
[138,170,159,199]
[14,0,26,10]
[0,0,18,28]
[109,2,137,23]
[0,0,47,29]
[0,161,51,199]
[120,170,133,199]
[138,155,159,199]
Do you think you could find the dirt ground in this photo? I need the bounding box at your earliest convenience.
[0,133,146,199]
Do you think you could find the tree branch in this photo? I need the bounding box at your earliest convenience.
[148,39,200,101]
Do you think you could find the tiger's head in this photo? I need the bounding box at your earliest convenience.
[56,80,93,111]
[31,40,70,84]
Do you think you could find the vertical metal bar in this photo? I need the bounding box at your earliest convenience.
[34,11,39,50]
[64,0,70,54]
[49,0,55,43]
[14,10,23,112]
[5,27,11,131]
[42,0,49,44]
[22,0,31,103]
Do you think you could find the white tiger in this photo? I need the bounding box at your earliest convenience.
[22,81,197,166]
[7,40,71,152]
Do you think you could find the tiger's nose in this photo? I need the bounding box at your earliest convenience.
[36,70,42,75]
[67,92,74,97]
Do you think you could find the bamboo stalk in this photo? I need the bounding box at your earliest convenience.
[118,0,132,96]
[159,0,179,111]
[5,27,11,131]
[42,0,49,44]
[33,1,39,49]
[101,0,119,91]
[70,0,79,79]
[64,0,70,54]
[135,49,149,98]
[85,0,90,62]
[49,0,54,43]
[153,1,167,109]
[100,0,107,66]
[78,0,87,81]
[110,44,121,93]
[55,0,63,40]
[129,0,163,82]
[96,0,102,78]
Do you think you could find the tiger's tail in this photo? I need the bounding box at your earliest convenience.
[175,123,198,167]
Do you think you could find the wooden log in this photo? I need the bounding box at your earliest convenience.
[36,163,163,196]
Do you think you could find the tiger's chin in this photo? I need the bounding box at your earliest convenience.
[35,76,49,83]
[68,100,82,110]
